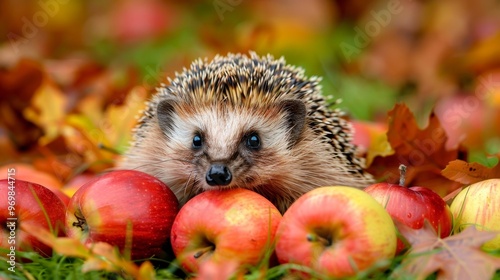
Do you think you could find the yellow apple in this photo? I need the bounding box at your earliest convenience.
[450,179,500,250]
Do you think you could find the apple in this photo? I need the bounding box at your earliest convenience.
[170,188,282,274]
[0,178,66,258]
[365,165,453,253]
[275,186,396,278]
[65,170,179,260]
[450,178,500,250]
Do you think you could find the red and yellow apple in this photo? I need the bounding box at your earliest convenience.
[275,186,396,278]
[450,178,500,250]
[65,170,179,259]
[365,165,453,253]
[170,188,282,274]
[0,179,66,258]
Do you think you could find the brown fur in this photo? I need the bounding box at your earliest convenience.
[119,52,373,213]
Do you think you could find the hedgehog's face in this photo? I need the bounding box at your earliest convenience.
[156,99,306,193]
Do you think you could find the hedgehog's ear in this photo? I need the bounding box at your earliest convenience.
[278,99,306,146]
[157,99,177,133]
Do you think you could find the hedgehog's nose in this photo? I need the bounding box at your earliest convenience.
[206,164,232,186]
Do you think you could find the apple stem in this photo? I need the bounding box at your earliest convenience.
[193,245,214,259]
[306,234,331,247]
[72,213,87,232]
[399,164,407,186]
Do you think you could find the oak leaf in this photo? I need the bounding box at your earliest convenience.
[367,103,464,196]
[393,221,500,280]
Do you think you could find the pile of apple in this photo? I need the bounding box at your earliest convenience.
[1,167,500,278]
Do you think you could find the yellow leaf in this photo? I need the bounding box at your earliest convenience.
[20,223,90,259]
[103,86,148,153]
[52,238,91,259]
[366,131,394,167]
[23,81,67,145]
[77,95,105,126]
[138,261,156,280]
[83,242,142,277]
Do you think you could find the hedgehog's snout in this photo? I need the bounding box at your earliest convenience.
[206,164,232,186]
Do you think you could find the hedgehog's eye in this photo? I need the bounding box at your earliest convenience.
[192,134,203,149]
[246,133,261,150]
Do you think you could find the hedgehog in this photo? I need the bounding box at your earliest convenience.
[119,52,374,213]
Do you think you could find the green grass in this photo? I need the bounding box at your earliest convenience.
[0,248,409,280]
[2,245,500,279]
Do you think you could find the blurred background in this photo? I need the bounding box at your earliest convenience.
[0,0,499,191]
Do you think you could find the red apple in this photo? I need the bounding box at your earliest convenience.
[365,165,453,253]
[65,170,179,260]
[170,188,282,273]
[275,186,396,278]
[0,178,66,259]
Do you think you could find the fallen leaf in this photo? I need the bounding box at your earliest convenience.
[102,86,148,154]
[442,159,500,185]
[23,81,68,145]
[0,59,45,150]
[367,103,465,196]
[21,223,155,280]
[394,221,500,280]
[462,32,500,74]
[20,223,90,259]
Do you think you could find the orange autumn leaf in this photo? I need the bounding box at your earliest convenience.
[442,159,500,185]
[367,103,464,196]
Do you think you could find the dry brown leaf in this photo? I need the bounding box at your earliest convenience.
[367,103,464,196]
[0,59,44,150]
[394,221,500,280]
[442,159,500,185]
